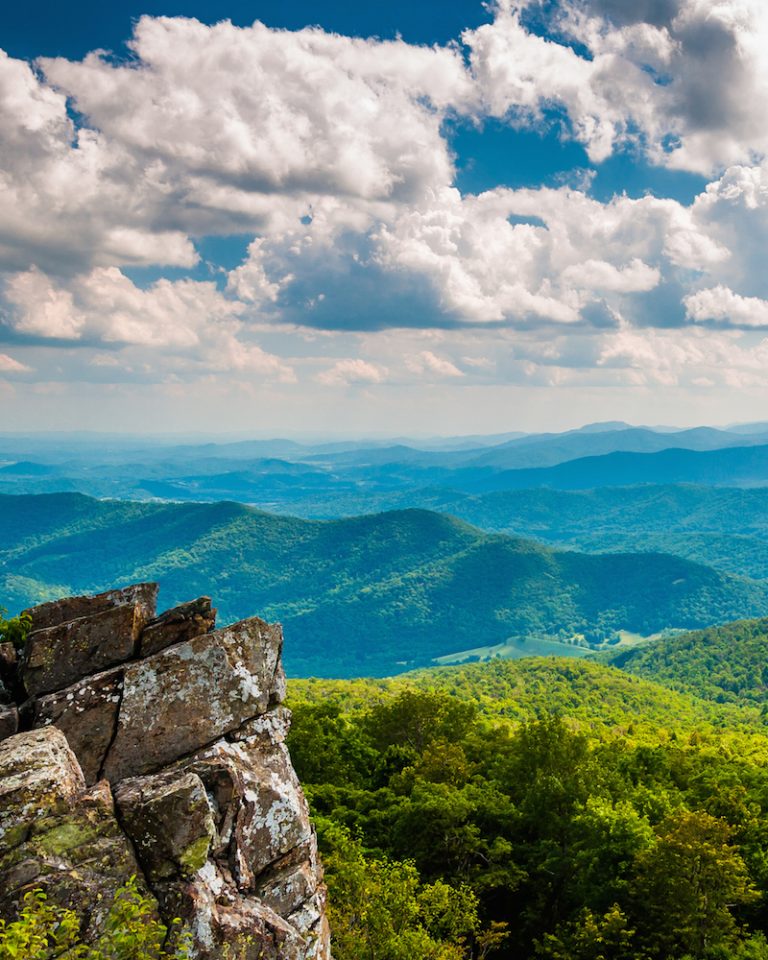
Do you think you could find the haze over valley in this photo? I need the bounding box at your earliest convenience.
[6,420,768,675]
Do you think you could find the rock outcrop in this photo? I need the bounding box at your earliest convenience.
[0,585,331,959]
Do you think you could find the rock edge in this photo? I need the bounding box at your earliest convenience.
[0,584,331,960]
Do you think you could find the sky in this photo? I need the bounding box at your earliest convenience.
[2,0,768,435]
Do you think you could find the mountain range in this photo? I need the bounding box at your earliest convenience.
[4,425,768,513]
[4,492,768,677]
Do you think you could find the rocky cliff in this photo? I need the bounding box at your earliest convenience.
[0,583,331,959]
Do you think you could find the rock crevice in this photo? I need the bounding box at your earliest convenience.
[0,584,331,960]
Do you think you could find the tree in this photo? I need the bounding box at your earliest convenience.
[631,809,759,958]
[535,904,639,960]
[501,716,599,936]
[0,877,189,959]
[287,701,377,787]
[317,821,501,960]
[364,690,477,754]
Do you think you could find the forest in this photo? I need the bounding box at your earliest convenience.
[286,632,768,959]
[4,493,768,677]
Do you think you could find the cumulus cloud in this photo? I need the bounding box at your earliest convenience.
[0,15,473,279]
[213,167,763,338]
[560,258,661,293]
[685,285,768,328]
[688,160,768,301]
[314,343,466,387]
[0,52,198,276]
[11,0,764,288]
[465,2,665,163]
[227,238,294,306]
[370,184,713,326]
[317,358,389,386]
[5,268,85,340]
[2,266,293,380]
[223,184,677,331]
[5,267,242,347]
[466,0,768,175]
[406,351,465,377]
[2,5,768,400]
[596,324,768,388]
[43,17,473,204]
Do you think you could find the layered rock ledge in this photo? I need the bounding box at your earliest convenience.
[0,584,330,960]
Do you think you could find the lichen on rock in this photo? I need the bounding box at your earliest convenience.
[0,728,148,940]
[115,771,217,882]
[0,584,331,960]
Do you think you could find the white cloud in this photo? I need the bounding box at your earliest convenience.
[465,2,664,163]
[596,324,768,388]
[5,266,242,347]
[317,358,389,385]
[405,351,464,377]
[560,258,660,293]
[370,185,702,325]
[0,15,473,279]
[464,0,768,175]
[373,186,578,323]
[3,6,768,401]
[216,170,756,335]
[685,285,768,327]
[0,353,29,373]
[3,266,293,381]
[0,51,198,276]
[41,16,473,207]
[688,160,768,299]
[227,238,294,305]
[5,267,85,339]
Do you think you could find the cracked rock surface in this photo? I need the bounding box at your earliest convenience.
[0,585,331,960]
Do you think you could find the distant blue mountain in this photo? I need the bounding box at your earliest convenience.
[463,427,768,470]
[3,427,768,523]
[0,461,59,476]
[465,443,768,492]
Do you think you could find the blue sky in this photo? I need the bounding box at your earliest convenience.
[1,0,768,435]
[3,1,493,55]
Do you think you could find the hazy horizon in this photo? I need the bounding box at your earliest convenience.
[2,418,768,446]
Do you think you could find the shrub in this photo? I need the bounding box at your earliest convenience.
[0,877,190,960]
[0,606,32,650]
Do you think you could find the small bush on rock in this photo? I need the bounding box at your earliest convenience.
[0,606,32,650]
[0,877,190,960]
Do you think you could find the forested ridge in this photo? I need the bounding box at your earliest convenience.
[610,617,768,708]
[4,493,768,676]
[286,648,768,959]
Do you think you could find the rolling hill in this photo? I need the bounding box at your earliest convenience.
[323,485,768,579]
[462,425,768,469]
[289,655,760,732]
[609,617,768,708]
[3,492,768,677]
